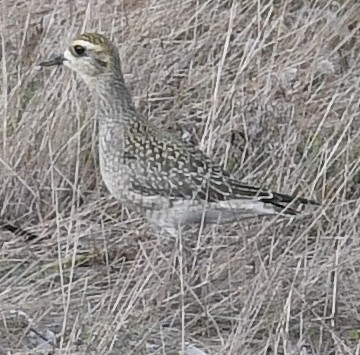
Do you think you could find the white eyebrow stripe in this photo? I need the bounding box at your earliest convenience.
[71,39,102,51]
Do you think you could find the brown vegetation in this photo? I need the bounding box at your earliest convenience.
[0,0,359,353]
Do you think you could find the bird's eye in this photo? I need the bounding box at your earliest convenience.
[73,45,85,56]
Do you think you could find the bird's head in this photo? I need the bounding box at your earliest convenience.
[40,33,122,83]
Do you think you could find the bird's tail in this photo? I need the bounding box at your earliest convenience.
[228,179,319,216]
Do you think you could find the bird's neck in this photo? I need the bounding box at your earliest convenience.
[92,72,136,127]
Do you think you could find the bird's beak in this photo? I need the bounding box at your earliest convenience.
[39,55,66,67]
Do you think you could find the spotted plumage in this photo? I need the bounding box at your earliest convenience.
[40,32,319,237]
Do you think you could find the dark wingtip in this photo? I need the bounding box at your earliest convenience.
[39,55,65,67]
[270,190,320,206]
[262,191,320,217]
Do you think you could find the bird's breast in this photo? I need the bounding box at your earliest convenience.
[98,124,128,196]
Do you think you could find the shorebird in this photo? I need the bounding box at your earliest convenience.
[40,33,318,237]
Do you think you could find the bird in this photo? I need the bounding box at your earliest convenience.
[39,32,319,238]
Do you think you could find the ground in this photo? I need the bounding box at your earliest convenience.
[0,0,359,354]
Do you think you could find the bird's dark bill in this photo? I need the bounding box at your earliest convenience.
[39,55,65,67]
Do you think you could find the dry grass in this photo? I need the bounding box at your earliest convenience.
[0,0,359,353]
